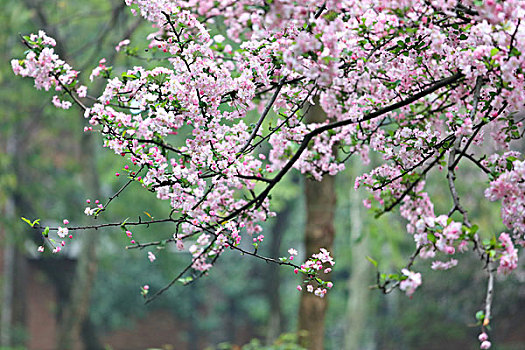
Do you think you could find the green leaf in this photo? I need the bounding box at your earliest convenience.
[121,73,137,79]
[21,217,33,226]
[120,217,130,227]
[475,310,485,321]
[388,273,400,280]
[43,227,50,237]
[177,276,193,285]
[366,256,378,268]
[490,48,499,57]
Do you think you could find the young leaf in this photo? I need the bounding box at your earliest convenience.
[21,217,33,226]
[366,256,378,268]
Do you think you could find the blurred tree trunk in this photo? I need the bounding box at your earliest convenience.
[57,133,102,350]
[344,168,372,350]
[187,286,199,350]
[2,119,34,348]
[0,133,16,347]
[19,2,136,348]
[11,244,28,346]
[0,227,14,347]
[265,201,293,344]
[298,102,336,350]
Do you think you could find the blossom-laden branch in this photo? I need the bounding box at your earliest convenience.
[12,1,525,347]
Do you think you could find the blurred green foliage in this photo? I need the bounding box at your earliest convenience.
[212,333,306,350]
[2,1,524,350]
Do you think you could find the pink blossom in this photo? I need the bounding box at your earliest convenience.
[76,86,87,98]
[480,341,491,349]
[497,233,518,274]
[399,269,422,297]
[57,227,68,238]
[115,39,131,52]
[52,95,72,110]
[431,259,458,271]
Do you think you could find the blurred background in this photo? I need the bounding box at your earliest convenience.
[1,1,525,349]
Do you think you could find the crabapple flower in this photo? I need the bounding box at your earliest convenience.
[140,284,149,296]
[431,259,458,271]
[399,269,422,297]
[314,288,327,298]
[480,341,492,349]
[57,227,68,238]
[115,39,130,52]
[479,333,489,342]
[173,234,184,251]
[497,233,518,274]
[148,251,156,262]
[52,95,72,110]
[485,160,525,234]
[213,35,225,43]
[76,86,87,98]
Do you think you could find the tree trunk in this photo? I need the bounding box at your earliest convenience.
[298,101,336,350]
[57,132,102,350]
[0,133,16,347]
[265,200,293,344]
[2,121,30,348]
[0,232,15,347]
[344,169,372,350]
[56,233,99,350]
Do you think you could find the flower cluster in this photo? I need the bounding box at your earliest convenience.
[485,159,525,235]
[295,248,335,298]
[11,31,83,95]
[399,269,422,297]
